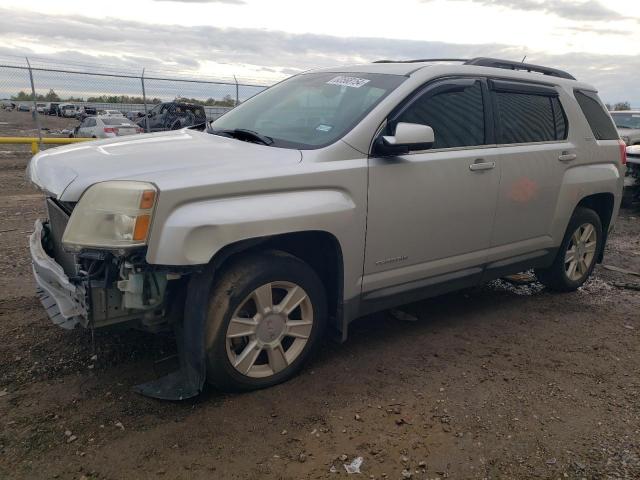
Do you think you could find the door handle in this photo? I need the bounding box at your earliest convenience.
[558,152,577,162]
[469,160,496,171]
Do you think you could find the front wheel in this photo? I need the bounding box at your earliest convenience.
[204,251,327,392]
[535,207,602,291]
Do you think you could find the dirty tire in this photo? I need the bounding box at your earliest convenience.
[205,251,327,392]
[535,207,602,292]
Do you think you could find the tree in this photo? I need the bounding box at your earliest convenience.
[613,101,631,111]
[44,89,60,102]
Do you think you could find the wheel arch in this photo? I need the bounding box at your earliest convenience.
[575,192,615,262]
[209,230,345,338]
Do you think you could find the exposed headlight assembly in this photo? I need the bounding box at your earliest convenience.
[62,181,157,251]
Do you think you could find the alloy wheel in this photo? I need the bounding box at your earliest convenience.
[564,222,598,281]
[225,281,314,378]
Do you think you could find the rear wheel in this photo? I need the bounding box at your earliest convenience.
[535,207,602,291]
[204,251,327,392]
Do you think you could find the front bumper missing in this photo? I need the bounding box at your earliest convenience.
[30,219,87,329]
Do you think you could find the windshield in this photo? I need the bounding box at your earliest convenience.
[611,112,640,129]
[211,72,405,149]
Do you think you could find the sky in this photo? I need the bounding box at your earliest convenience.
[0,0,638,104]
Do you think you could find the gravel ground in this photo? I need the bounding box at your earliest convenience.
[1,108,639,479]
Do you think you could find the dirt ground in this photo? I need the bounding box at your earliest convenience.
[1,107,639,479]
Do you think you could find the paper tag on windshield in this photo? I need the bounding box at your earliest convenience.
[327,76,370,88]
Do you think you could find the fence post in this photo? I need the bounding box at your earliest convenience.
[141,68,150,133]
[234,75,239,107]
[25,57,43,152]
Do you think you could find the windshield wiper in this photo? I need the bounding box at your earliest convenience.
[210,128,274,146]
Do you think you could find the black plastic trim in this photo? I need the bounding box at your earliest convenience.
[488,79,559,96]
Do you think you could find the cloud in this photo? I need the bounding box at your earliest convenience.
[153,0,245,3]
[0,7,638,105]
[422,0,628,21]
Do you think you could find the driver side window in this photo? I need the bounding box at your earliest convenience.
[395,81,486,149]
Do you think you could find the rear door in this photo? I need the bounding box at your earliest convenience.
[485,80,571,266]
[363,77,501,301]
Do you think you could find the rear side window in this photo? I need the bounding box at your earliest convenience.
[574,90,619,140]
[493,89,567,144]
[395,80,485,149]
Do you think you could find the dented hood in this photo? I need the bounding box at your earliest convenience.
[27,129,302,201]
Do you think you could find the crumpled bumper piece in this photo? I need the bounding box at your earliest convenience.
[30,219,86,329]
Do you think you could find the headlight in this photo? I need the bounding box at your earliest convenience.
[62,181,157,251]
[621,136,630,146]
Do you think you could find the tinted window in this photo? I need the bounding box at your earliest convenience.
[494,92,565,144]
[395,81,485,149]
[574,90,618,140]
[551,97,568,140]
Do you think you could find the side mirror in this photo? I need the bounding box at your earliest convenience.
[374,122,435,156]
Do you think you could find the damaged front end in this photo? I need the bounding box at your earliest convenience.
[30,197,203,400]
[32,198,181,332]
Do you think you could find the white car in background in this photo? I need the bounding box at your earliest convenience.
[101,109,124,117]
[71,115,143,138]
[59,104,79,118]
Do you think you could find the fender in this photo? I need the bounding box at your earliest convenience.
[550,163,623,241]
[135,189,358,400]
[147,188,357,266]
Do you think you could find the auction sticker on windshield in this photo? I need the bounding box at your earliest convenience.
[327,76,370,88]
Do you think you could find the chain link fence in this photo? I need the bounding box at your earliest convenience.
[0,55,275,142]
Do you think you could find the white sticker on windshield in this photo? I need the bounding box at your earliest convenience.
[327,76,370,88]
[316,124,333,132]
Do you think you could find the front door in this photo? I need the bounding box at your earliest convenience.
[363,78,500,300]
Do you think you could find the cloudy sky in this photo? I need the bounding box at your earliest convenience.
[0,0,638,104]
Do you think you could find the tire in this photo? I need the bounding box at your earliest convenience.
[204,251,327,392]
[535,207,602,292]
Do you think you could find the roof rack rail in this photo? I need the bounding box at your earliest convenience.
[464,57,576,80]
[373,58,469,64]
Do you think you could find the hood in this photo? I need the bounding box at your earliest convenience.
[27,129,302,201]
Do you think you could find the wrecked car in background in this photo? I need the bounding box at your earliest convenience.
[136,101,207,132]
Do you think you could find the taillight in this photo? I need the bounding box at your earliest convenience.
[104,127,118,134]
[619,139,627,165]
[136,127,143,133]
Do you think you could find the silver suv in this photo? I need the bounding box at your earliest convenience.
[27,58,625,399]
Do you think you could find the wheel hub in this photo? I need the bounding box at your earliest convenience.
[256,313,286,345]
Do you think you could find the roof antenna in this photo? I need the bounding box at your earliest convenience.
[521,55,527,63]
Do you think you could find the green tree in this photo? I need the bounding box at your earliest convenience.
[613,101,631,111]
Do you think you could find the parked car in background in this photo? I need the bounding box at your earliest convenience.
[28,58,624,399]
[624,145,640,206]
[35,103,46,113]
[76,106,98,122]
[47,103,60,116]
[17,104,30,112]
[101,109,124,117]
[611,110,640,146]
[71,115,143,138]
[59,104,79,118]
[136,101,207,132]
[126,110,145,122]
[1,99,16,110]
